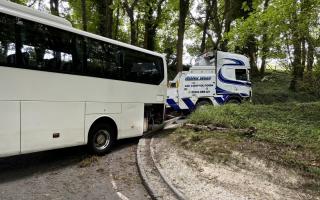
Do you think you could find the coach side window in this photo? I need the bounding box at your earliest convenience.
[123,49,164,85]
[18,18,75,73]
[0,13,18,67]
[86,38,120,79]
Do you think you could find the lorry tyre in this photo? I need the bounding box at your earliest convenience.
[226,98,241,104]
[196,100,211,109]
[88,123,116,155]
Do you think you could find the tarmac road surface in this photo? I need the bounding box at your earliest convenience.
[0,138,150,200]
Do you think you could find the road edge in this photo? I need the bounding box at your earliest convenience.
[150,137,187,200]
[136,138,157,200]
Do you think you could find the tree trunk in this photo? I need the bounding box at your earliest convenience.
[50,0,59,16]
[143,0,165,51]
[106,0,113,38]
[289,1,306,91]
[200,7,210,53]
[136,14,140,46]
[247,35,259,75]
[221,0,231,51]
[260,0,270,76]
[260,48,267,76]
[244,0,259,76]
[260,30,268,76]
[81,0,87,31]
[290,28,303,91]
[301,38,306,69]
[96,0,107,37]
[143,2,155,50]
[129,17,137,45]
[144,25,157,50]
[114,5,120,40]
[306,38,314,73]
[123,0,139,45]
[209,0,221,50]
[176,0,190,73]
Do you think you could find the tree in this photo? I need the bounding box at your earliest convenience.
[176,0,190,72]
[242,0,259,76]
[123,0,140,45]
[289,3,303,91]
[220,0,245,51]
[260,0,270,76]
[94,0,113,38]
[50,0,59,16]
[113,0,121,40]
[189,0,215,53]
[105,0,114,38]
[81,0,88,31]
[143,0,166,50]
[199,4,210,53]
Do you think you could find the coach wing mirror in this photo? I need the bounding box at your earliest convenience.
[116,51,124,67]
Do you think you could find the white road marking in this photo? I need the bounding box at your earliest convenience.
[110,173,130,200]
[117,192,130,200]
[111,178,118,190]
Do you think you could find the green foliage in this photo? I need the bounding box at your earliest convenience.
[227,0,320,67]
[299,73,320,97]
[9,0,28,5]
[252,70,320,104]
[190,103,320,147]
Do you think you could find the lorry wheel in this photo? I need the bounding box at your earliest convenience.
[196,100,211,109]
[226,98,241,104]
[88,123,116,155]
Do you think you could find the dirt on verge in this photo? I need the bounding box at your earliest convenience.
[152,135,320,200]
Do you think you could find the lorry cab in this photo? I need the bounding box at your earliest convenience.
[166,51,252,113]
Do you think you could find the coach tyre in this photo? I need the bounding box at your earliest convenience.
[88,123,116,155]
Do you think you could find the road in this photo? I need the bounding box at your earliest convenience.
[0,138,150,200]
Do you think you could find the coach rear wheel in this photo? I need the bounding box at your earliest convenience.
[88,124,115,155]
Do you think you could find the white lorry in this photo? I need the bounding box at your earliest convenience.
[166,51,252,112]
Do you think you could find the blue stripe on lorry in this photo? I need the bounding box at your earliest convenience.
[182,98,196,111]
[166,99,180,111]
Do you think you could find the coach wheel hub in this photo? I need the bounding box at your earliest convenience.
[95,130,110,150]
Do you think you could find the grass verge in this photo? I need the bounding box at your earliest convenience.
[252,71,319,104]
[170,102,320,193]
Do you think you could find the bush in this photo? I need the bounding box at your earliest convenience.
[299,72,320,98]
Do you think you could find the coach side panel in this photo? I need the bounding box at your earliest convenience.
[0,101,20,157]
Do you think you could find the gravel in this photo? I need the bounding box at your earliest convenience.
[151,136,319,200]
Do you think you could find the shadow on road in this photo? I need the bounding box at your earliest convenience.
[0,137,140,184]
